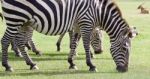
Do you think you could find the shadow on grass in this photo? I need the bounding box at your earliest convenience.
[0,52,111,61]
[0,69,118,77]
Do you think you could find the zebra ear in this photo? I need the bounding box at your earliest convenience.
[128,27,138,38]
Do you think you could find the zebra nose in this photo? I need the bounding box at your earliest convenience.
[116,65,128,73]
[94,49,103,54]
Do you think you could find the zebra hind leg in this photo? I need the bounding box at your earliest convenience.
[29,40,42,56]
[16,31,39,70]
[90,51,95,59]
[11,39,23,57]
[56,33,65,51]
[1,33,14,72]
[27,27,42,55]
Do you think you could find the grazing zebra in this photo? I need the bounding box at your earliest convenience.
[11,26,42,57]
[1,0,137,72]
[0,12,41,57]
[56,27,103,54]
[12,26,102,58]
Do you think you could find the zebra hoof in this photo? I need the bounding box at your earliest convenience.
[35,51,42,56]
[5,67,14,72]
[69,65,78,70]
[89,67,97,72]
[116,65,128,72]
[30,65,39,70]
[57,48,60,52]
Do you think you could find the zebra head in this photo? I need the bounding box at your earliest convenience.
[112,26,138,72]
[90,27,103,54]
[95,0,138,72]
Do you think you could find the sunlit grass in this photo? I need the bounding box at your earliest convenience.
[0,0,150,79]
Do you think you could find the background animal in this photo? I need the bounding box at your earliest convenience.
[137,3,149,14]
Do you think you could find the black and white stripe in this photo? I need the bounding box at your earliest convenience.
[11,27,42,57]
[1,0,137,72]
[11,26,102,58]
[56,27,103,54]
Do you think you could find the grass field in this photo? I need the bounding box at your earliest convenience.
[0,0,150,79]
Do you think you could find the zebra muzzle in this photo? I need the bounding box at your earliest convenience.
[94,49,103,54]
[116,65,128,72]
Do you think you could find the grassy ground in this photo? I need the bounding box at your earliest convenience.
[0,0,150,79]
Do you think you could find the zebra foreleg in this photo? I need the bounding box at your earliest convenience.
[1,33,14,72]
[69,31,94,56]
[69,31,80,56]
[56,33,65,51]
[80,26,97,72]
[68,32,80,70]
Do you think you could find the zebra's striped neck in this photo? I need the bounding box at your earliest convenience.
[93,0,130,41]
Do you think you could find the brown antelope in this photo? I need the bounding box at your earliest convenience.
[137,4,149,14]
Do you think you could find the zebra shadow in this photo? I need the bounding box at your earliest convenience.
[0,69,119,77]
[0,51,112,62]
[0,52,108,62]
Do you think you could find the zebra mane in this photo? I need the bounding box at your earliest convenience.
[112,1,123,18]
[112,1,130,29]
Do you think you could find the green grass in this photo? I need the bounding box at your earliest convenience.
[0,0,150,79]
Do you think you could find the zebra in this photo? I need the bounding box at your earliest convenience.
[11,26,42,57]
[1,0,137,72]
[0,12,41,57]
[12,26,103,58]
[56,27,103,54]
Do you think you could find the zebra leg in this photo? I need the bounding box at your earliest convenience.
[80,27,97,72]
[68,31,73,49]
[18,45,39,70]
[94,30,103,54]
[68,32,80,70]
[27,27,42,55]
[29,39,42,56]
[56,33,65,51]
[69,31,94,58]
[25,42,31,50]
[90,51,95,59]
[16,32,39,70]
[1,33,14,72]
[69,31,81,56]
[11,39,23,57]
[90,28,103,54]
